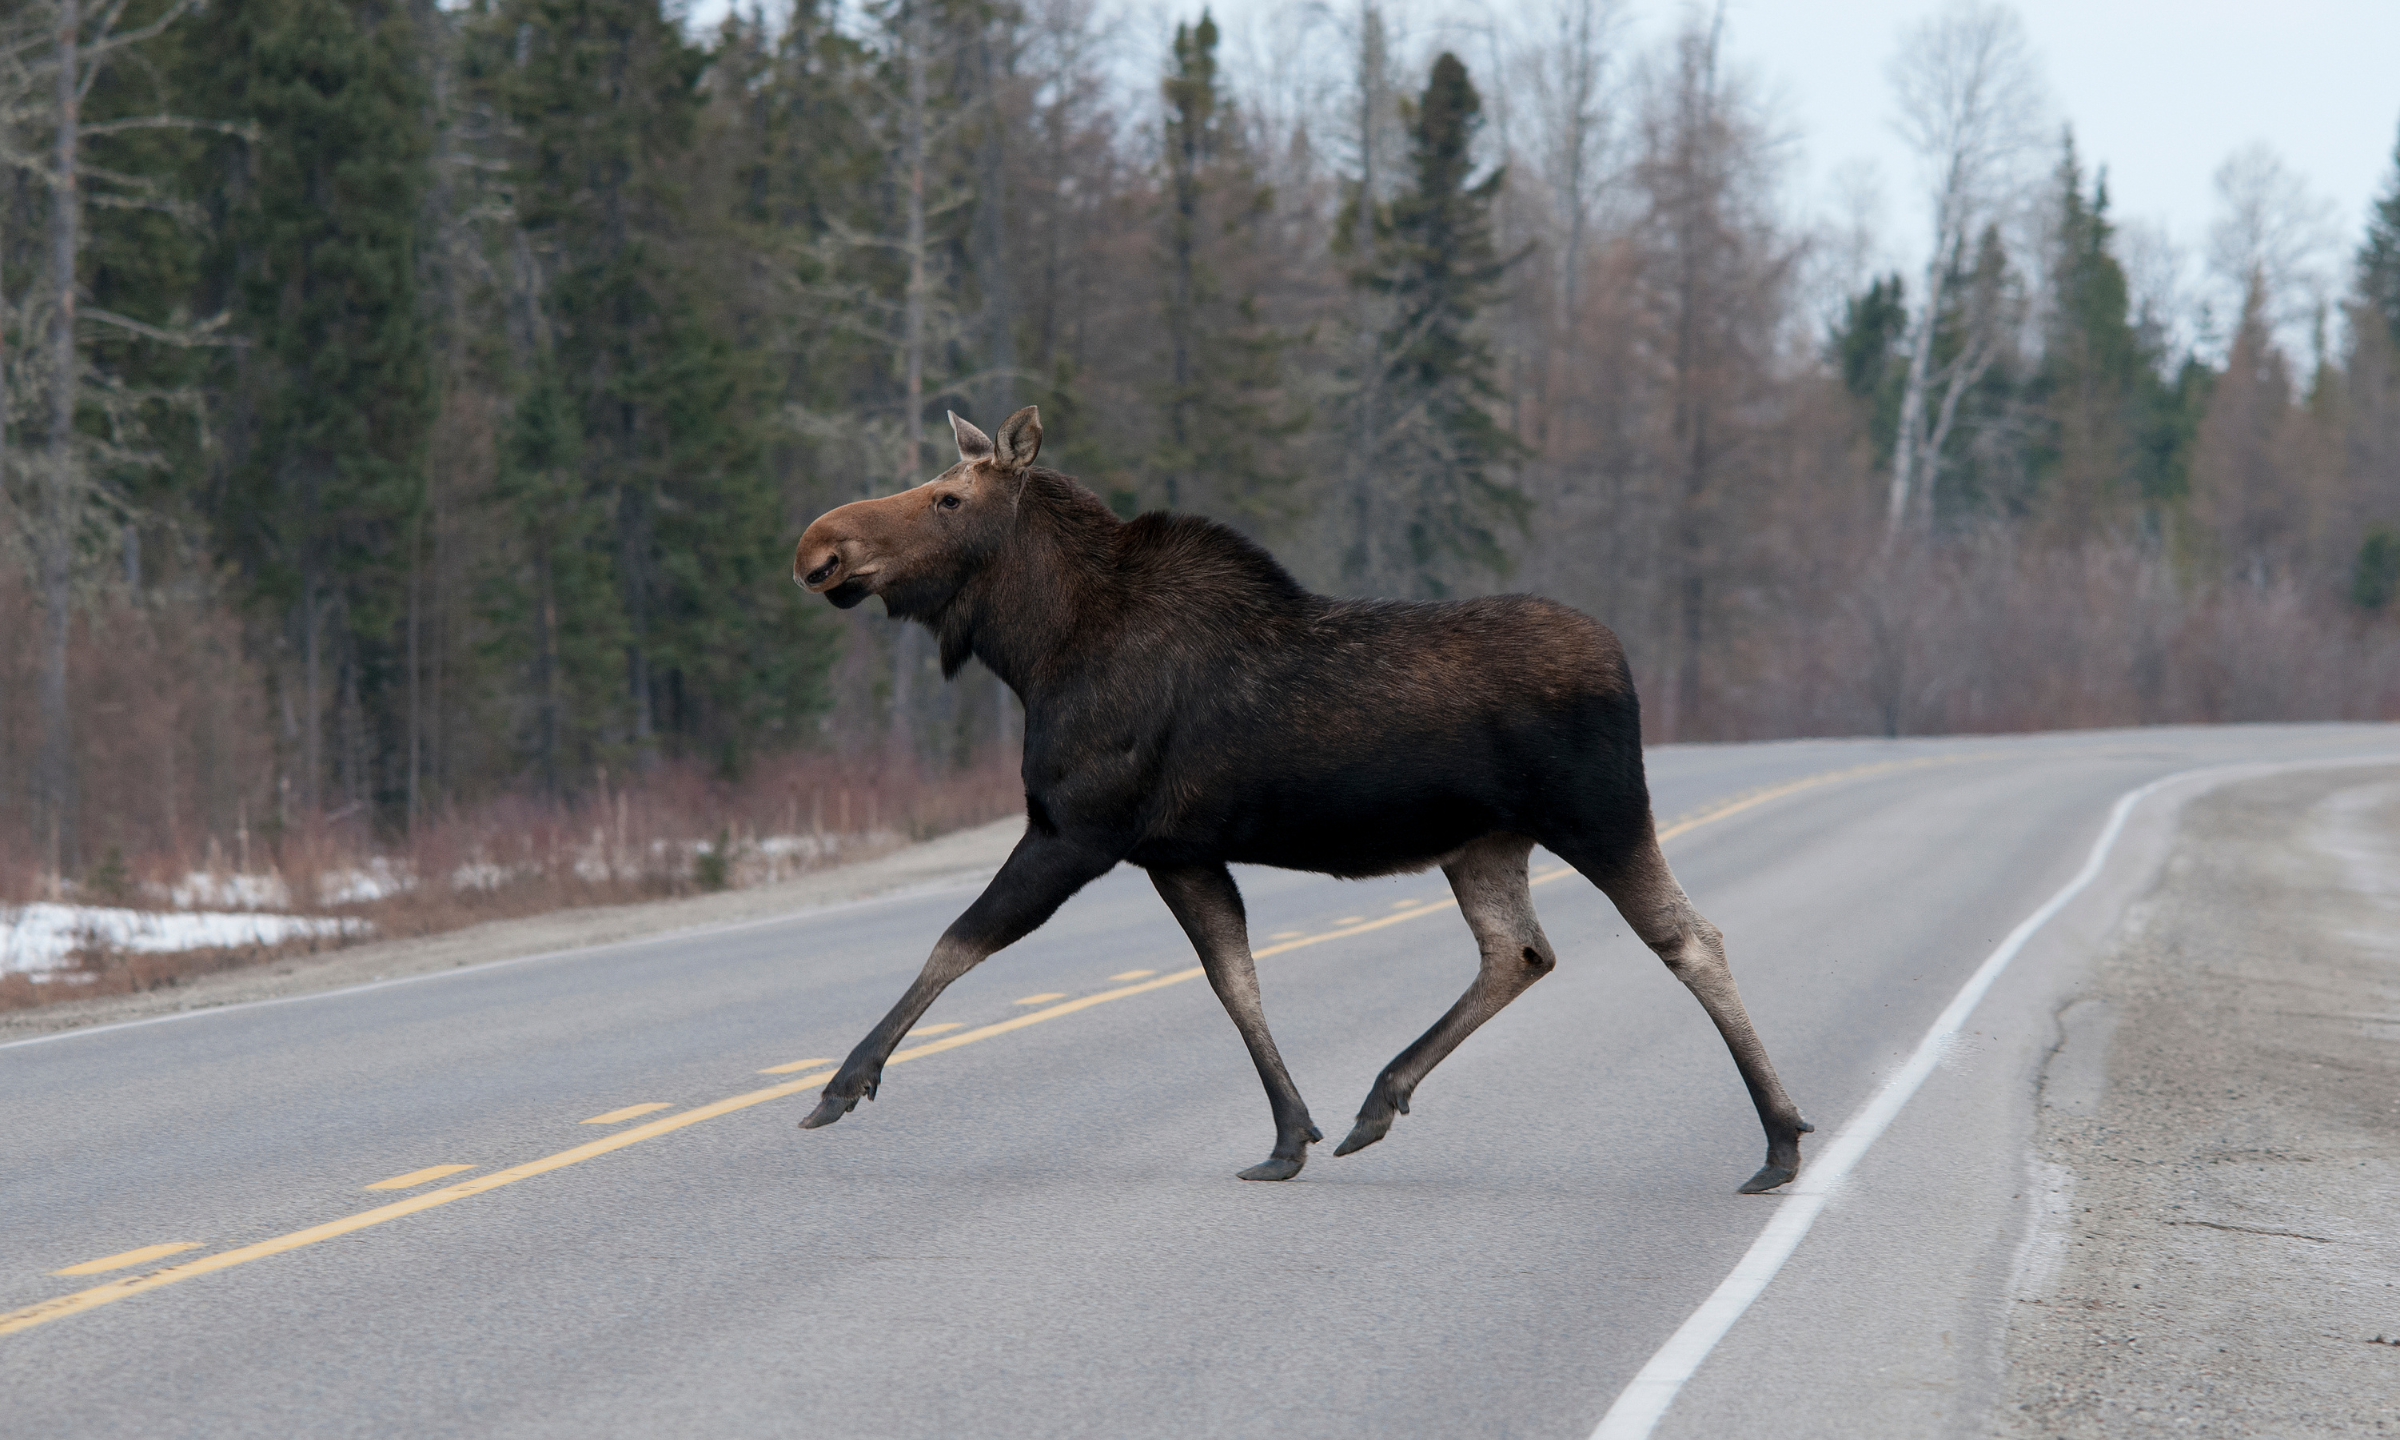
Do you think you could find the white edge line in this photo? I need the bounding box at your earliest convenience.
[1590,748,2400,1440]
[1587,771,2173,1439]
[0,866,1010,1054]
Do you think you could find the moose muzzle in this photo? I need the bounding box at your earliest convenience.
[794,493,908,609]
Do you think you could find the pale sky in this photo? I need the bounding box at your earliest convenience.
[1711,0,2400,267]
[692,0,2400,319]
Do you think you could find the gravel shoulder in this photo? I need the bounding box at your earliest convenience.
[1998,767,2400,1436]
[0,815,1026,1044]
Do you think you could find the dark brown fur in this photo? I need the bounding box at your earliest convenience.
[790,407,1810,1187]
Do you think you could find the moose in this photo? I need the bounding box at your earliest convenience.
[791,406,1812,1191]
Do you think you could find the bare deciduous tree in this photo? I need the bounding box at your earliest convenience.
[2207,142,2339,367]
[1520,0,1620,326]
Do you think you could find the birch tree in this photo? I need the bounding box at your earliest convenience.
[1883,0,2042,542]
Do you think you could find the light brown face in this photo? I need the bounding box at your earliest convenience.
[793,407,1043,616]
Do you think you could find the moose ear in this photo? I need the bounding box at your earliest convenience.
[994,406,1042,471]
[950,411,994,462]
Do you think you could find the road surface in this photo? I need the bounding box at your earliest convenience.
[4,724,2394,1438]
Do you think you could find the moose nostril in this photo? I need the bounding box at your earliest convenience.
[804,555,839,587]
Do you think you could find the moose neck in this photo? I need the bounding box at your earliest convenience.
[940,483,1122,705]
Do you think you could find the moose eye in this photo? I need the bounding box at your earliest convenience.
[938,494,962,510]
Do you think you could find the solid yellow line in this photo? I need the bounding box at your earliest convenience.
[364,1164,477,1191]
[51,1243,202,1277]
[2,748,1983,1339]
[580,1103,673,1125]
[1013,993,1067,1005]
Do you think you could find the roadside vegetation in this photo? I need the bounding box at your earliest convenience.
[2,0,2398,998]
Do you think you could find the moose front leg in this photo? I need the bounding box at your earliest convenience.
[1151,863,1322,1181]
[800,829,1116,1130]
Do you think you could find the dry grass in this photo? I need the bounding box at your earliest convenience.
[0,746,1023,1012]
[1714,535,2400,740]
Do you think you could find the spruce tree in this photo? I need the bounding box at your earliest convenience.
[1343,51,1526,596]
[1832,272,1908,471]
[192,0,436,812]
[478,0,824,780]
[1151,10,1294,525]
[2360,120,2400,351]
[2027,135,2195,534]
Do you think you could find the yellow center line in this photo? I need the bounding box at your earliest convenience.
[1013,993,1068,1006]
[3,749,1986,1339]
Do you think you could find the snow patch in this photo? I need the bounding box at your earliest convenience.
[164,871,292,910]
[0,903,368,977]
[317,858,419,905]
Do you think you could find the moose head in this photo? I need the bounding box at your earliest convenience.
[793,406,1044,621]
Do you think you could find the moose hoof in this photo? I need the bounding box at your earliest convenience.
[798,1093,860,1130]
[1238,1155,1306,1182]
[1736,1161,1798,1194]
[1333,1114,1391,1157]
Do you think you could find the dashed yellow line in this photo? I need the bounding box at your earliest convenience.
[3,750,1980,1339]
[365,1164,476,1191]
[580,1103,673,1125]
[51,1243,201,1277]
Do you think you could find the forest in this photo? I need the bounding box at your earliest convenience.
[2,0,2398,901]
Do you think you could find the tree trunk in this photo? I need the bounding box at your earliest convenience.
[37,0,81,872]
[1887,231,1951,544]
[406,507,422,832]
[891,0,930,758]
[1345,4,1387,591]
[301,581,321,811]
[974,20,1013,429]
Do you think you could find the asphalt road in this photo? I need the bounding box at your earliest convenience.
[5,724,2395,1439]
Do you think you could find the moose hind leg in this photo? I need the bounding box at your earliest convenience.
[1584,835,1812,1193]
[1151,864,1322,1181]
[1336,834,1556,1158]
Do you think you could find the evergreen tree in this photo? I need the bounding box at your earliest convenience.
[1342,51,1526,596]
[2027,135,2197,535]
[1150,10,1294,526]
[1835,275,1907,398]
[479,0,823,779]
[2190,274,2297,581]
[2360,119,2400,351]
[190,0,437,813]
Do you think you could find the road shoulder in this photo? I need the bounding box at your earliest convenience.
[1998,767,2400,1436]
[0,815,1025,1044]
